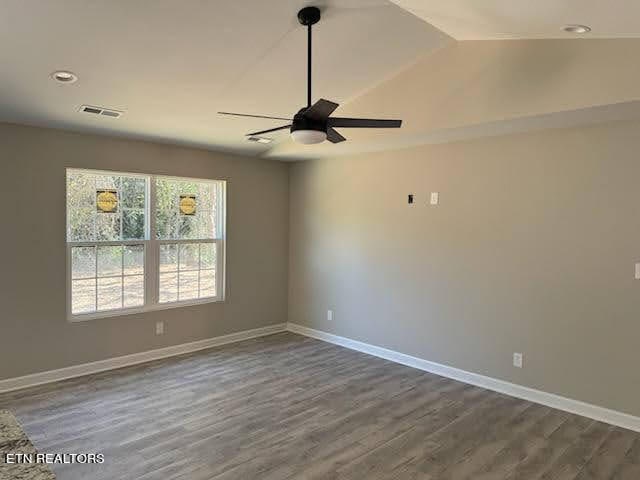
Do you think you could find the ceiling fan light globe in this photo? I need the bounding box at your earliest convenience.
[291,129,326,144]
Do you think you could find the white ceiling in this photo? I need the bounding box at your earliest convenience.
[0,0,448,156]
[390,0,640,40]
[3,0,640,161]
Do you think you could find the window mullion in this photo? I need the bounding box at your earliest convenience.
[66,244,72,316]
[217,239,224,301]
[147,177,157,307]
[197,243,202,297]
[118,176,123,241]
[121,244,125,309]
[92,176,98,242]
[177,244,181,301]
[219,181,226,301]
[94,245,99,311]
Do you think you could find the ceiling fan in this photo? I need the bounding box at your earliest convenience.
[218,6,402,145]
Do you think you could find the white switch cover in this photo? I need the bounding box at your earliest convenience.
[513,352,523,368]
[430,192,439,205]
[635,263,640,279]
[156,321,164,335]
[327,310,334,321]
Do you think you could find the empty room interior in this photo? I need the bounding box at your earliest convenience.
[3,1,640,479]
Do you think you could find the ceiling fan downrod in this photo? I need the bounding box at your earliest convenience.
[297,6,321,108]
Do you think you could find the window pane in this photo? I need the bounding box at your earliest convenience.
[95,174,119,191]
[67,170,148,242]
[67,171,95,207]
[195,212,213,239]
[179,271,199,301]
[156,210,179,239]
[71,246,96,279]
[200,269,216,298]
[160,244,178,272]
[123,210,145,240]
[200,243,216,269]
[197,182,214,209]
[155,178,179,239]
[98,277,122,311]
[68,207,95,242]
[156,178,217,240]
[72,279,96,314]
[97,246,123,277]
[96,212,121,241]
[124,245,144,275]
[159,242,218,304]
[121,177,145,209]
[123,275,144,308]
[159,272,178,303]
[199,181,217,238]
[179,244,199,271]
[178,216,198,240]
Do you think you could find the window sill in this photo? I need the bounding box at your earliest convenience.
[68,297,224,322]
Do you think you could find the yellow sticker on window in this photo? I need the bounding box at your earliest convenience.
[96,190,118,213]
[179,195,196,216]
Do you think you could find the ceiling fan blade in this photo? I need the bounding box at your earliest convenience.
[218,112,291,121]
[246,124,292,136]
[303,99,340,121]
[326,127,346,143]
[328,117,402,128]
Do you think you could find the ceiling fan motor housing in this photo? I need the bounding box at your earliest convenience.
[291,109,326,134]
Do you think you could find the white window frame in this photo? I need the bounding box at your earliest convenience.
[66,169,226,322]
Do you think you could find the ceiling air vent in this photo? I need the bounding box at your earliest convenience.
[247,136,273,144]
[80,105,123,118]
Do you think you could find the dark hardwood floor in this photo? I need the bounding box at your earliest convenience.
[0,332,638,479]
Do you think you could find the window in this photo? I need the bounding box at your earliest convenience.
[155,177,222,303]
[66,169,225,320]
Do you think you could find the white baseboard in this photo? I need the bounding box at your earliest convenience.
[0,323,286,394]
[287,322,640,433]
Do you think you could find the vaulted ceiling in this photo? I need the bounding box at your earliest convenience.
[390,0,640,40]
[2,0,640,161]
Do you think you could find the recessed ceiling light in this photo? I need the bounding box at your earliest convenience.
[51,70,78,83]
[563,24,591,34]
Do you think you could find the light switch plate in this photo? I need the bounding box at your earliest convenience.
[635,263,640,279]
[513,352,523,368]
[156,321,164,335]
[430,192,439,205]
[327,310,334,321]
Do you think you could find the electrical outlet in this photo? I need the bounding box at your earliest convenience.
[635,262,640,279]
[155,321,164,335]
[327,309,334,321]
[430,192,439,205]
[513,352,523,368]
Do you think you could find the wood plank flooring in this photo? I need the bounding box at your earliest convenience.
[0,332,638,480]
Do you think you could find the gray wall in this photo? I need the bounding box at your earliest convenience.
[289,120,640,417]
[0,123,289,380]
[5,118,640,418]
